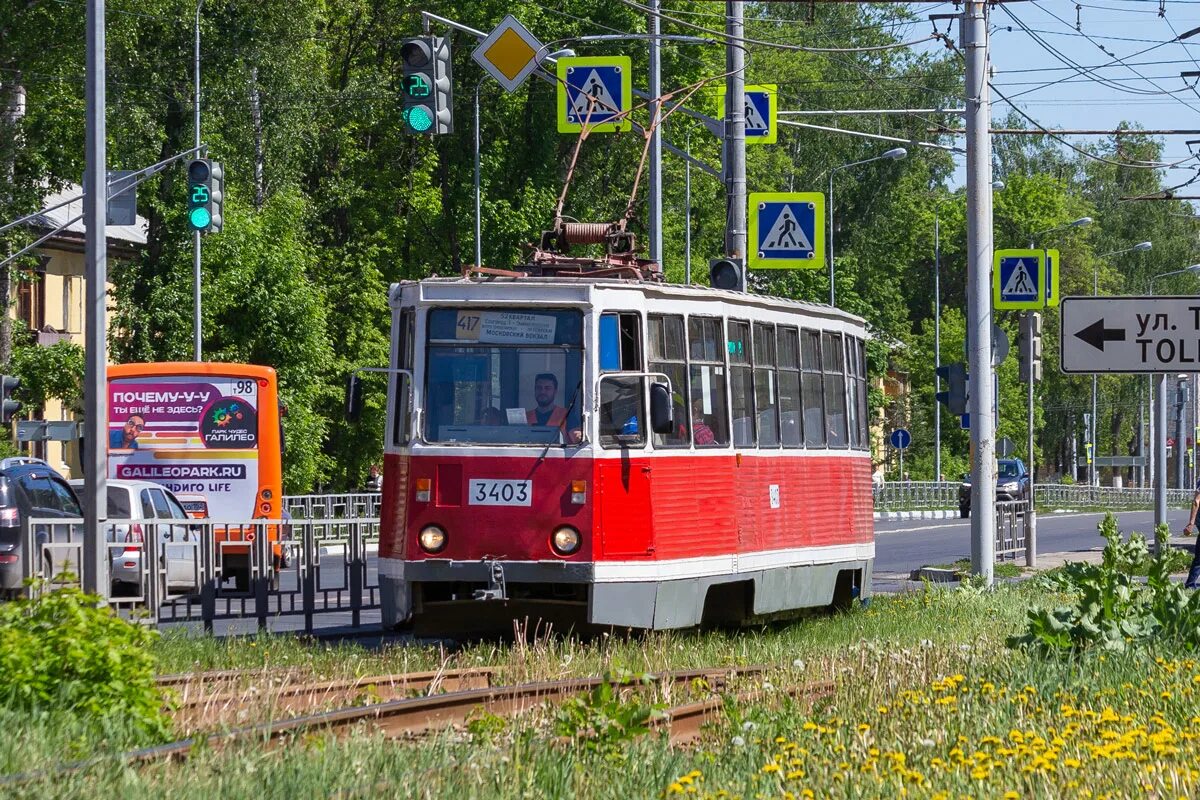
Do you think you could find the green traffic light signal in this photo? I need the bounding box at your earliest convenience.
[404,106,434,132]
[404,74,432,98]
[189,206,212,230]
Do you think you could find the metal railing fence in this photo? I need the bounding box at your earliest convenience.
[23,515,380,633]
[873,481,1194,512]
[285,492,381,520]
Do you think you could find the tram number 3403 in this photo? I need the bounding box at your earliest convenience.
[468,479,533,507]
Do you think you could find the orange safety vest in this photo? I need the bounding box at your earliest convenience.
[527,405,568,428]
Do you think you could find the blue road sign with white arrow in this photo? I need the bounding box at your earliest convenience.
[889,429,911,450]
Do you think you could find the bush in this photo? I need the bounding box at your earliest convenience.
[1009,513,1200,655]
[0,582,168,738]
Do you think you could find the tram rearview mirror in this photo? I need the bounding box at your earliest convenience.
[650,383,673,435]
[345,373,363,422]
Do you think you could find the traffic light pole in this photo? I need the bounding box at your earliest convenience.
[723,1,747,291]
[83,0,109,599]
[193,0,204,360]
[964,1,996,584]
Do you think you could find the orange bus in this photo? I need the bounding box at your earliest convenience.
[107,362,284,589]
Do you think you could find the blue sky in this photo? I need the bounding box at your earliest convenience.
[907,1,1200,189]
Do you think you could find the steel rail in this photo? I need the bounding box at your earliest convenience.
[656,681,835,745]
[3,665,768,785]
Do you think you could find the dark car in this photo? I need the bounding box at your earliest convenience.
[958,458,1031,518]
[0,457,83,596]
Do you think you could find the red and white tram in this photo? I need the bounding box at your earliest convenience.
[374,276,873,632]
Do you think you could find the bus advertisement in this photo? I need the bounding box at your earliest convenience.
[107,362,284,588]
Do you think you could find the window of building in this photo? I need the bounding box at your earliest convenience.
[823,331,849,448]
[688,316,729,447]
[778,325,802,448]
[648,314,689,447]
[801,329,825,447]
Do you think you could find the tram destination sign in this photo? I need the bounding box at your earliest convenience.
[1060,295,1200,374]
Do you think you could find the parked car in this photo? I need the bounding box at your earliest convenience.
[173,492,210,520]
[68,479,199,597]
[958,458,1031,518]
[0,457,83,596]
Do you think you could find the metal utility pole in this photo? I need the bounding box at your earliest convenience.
[1156,374,1168,539]
[1177,377,1188,491]
[193,0,204,361]
[684,131,692,284]
[83,0,108,599]
[1025,311,1037,566]
[933,211,941,482]
[647,0,663,266]
[963,1,996,584]
[723,0,746,290]
[474,82,482,268]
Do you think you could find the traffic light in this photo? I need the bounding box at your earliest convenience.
[186,158,224,233]
[0,375,20,424]
[1018,311,1043,383]
[935,363,968,416]
[709,257,744,291]
[401,36,453,134]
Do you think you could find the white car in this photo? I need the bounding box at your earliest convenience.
[68,479,199,596]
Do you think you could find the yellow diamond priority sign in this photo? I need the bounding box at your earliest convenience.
[472,15,544,93]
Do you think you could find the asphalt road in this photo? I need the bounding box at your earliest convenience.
[874,508,1195,575]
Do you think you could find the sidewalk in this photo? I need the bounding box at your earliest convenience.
[872,535,1193,594]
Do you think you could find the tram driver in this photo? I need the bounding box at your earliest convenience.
[527,373,582,443]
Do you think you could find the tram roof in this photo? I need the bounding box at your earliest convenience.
[392,277,867,330]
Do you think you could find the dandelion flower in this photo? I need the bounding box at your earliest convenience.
[732,735,746,747]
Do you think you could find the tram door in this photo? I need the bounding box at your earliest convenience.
[596,311,654,559]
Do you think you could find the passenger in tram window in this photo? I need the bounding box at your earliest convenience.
[691,398,716,446]
[479,407,505,426]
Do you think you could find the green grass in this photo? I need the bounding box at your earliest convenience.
[11,583,1200,798]
[930,559,1024,580]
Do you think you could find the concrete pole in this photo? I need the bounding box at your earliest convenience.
[1091,264,1098,487]
[828,169,836,306]
[193,0,204,360]
[647,0,662,266]
[83,0,108,598]
[1149,374,1155,490]
[934,211,941,482]
[963,1,996,584]
[724,0,746,290]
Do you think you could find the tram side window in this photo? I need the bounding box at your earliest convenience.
[688,317,730,447]
[856,339,869,449]
[823,331,849,448]
[599,312,646,448]
[754,322,780,448]
[728,320,754,448]
[778,326,802,448]
[801,329,826,448]
[392,308,414,446]
[845,336,867,450]
[649,314,689,447]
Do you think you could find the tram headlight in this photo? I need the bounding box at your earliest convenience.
[418,525,447,554]
[551,525,581,556]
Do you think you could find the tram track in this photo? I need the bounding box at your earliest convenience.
[5,665,774,785]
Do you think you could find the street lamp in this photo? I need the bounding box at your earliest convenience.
[1027,216,1092,249]
[1085,241,1153,487]
[828,147,907,306]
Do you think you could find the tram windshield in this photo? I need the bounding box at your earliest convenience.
[425,308,584,445]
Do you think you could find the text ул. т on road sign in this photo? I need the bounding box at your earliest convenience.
[747,192,824,269]
[1059,296,1200,373]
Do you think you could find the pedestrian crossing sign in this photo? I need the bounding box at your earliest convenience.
[748,192,824,269]
[717,84,778,145]
[993,249,1047,310]
[557,56,632,133]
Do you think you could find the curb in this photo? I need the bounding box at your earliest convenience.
[873,510,960,521]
